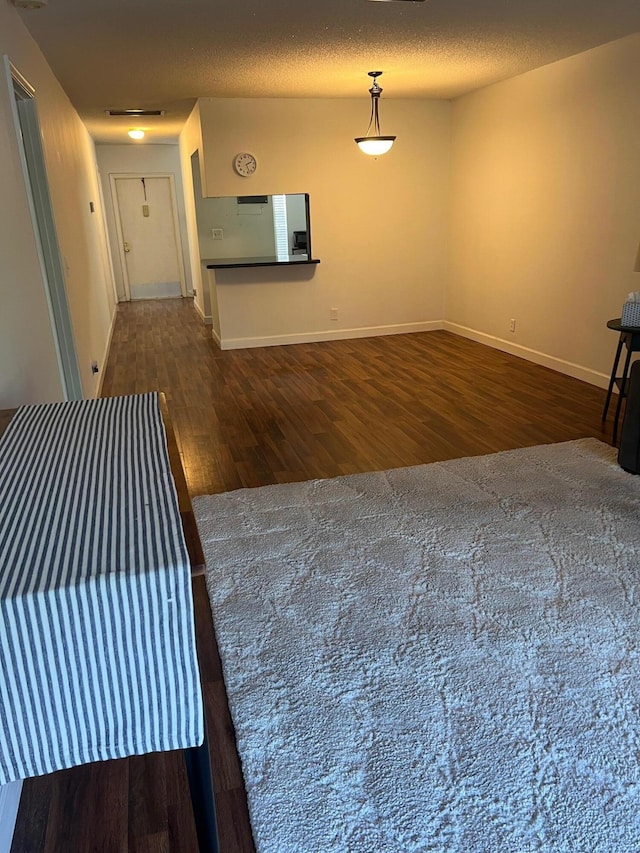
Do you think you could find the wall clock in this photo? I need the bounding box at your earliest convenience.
[234,152,257,177]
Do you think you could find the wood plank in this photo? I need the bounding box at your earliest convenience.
[159,392,205,573]
[0,408,16,439]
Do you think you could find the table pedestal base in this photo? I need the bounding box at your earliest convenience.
[185,722,220,853]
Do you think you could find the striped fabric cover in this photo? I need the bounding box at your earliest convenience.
[0,393,203,785]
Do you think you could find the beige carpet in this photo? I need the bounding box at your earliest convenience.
[195,438,640,852]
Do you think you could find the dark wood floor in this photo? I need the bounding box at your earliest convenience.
[12,297,615,852]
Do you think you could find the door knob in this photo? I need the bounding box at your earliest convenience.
[124,241,131,253]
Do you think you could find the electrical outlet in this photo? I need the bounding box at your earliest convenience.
[212,228,224,240]
[509,318,516,333]
[330,308,339,321]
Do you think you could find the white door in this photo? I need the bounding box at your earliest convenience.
[113,176,185,300]
[7,58,83,400]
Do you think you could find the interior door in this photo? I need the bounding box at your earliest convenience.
[114,176,184,300]
[8,59,83,400]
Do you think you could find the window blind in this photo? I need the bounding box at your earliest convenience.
[272,195,289,261]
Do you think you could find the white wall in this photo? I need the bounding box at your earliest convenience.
[0,3,115,406]
[193,193,307,260]
[193,192,307,260]
[95,143,193,302]
[195,195,276,260]
[179,107,211,322]
[197,97,451,348]
[286,194,307,252]
[448,33,640,386]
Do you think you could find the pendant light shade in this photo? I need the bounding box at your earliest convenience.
[356,137,395,156]
[355,71,396,156]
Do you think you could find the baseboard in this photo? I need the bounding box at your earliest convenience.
[0,781,22,853]
[193,298,212,326]
[443,321,610,389]
[96,305,118,398]
[220,320,444,351]
[211,327,222,349]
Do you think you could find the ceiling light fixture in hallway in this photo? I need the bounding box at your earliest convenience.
[354,71,396,156]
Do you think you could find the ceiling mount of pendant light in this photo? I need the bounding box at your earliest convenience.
[354,71,396,156]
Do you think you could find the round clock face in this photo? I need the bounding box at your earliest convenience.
[234,152,257,177]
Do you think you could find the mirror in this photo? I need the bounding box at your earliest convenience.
[193,189,312,264]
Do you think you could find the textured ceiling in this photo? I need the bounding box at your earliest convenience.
[17,0,640,143]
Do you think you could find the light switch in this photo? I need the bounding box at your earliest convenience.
[142,204,150,217]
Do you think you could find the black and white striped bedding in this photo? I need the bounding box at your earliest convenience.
[0,393,203,784]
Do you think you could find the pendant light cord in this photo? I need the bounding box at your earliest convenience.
[364,81,383,137]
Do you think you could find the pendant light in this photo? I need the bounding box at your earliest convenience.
[354,71,396,156]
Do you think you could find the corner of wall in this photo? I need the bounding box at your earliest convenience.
[179,104,208,320]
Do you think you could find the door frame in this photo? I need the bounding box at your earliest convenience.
[109,172,187,301]
[3,56,83,400]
